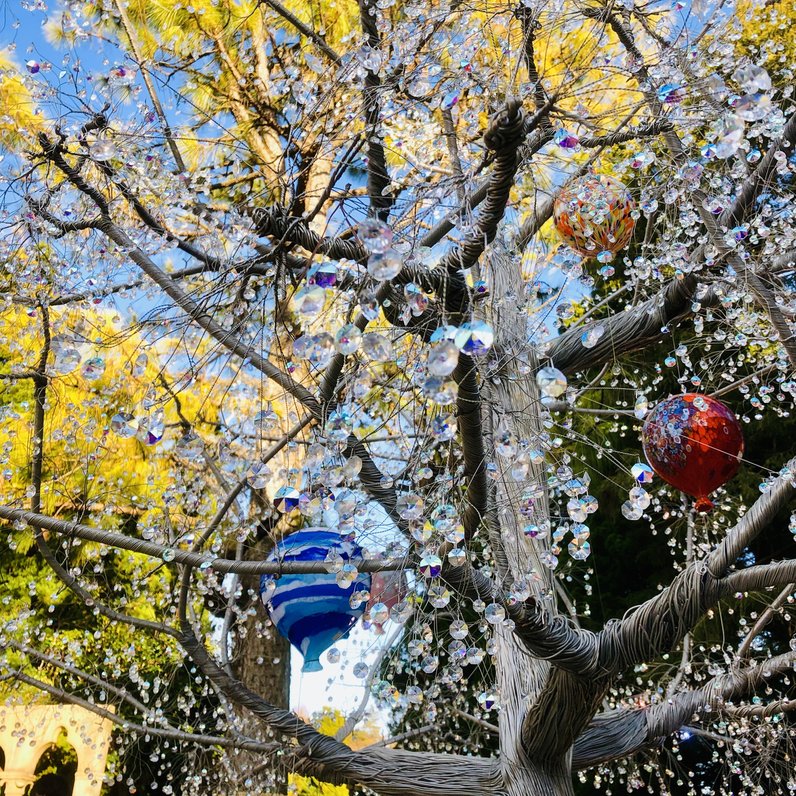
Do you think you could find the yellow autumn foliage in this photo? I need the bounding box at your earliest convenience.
[0,303,293,531]
[288,708,383,795]
[0,49,44,149]
[735,0,796,84]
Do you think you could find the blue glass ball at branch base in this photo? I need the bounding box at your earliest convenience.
[259,528,371,673]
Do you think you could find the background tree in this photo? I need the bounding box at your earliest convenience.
[1,0,796,795]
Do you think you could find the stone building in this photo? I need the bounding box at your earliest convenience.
[0,705,113,796]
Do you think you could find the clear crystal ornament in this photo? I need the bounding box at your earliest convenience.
[453,321,494,356]
[357,218,393,253]
[536,367,568,398]
[367,249,403,279]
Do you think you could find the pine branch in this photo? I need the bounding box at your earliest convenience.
[260,0,342,64]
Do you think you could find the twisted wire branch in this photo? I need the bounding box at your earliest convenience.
[0,505,406,575]
[359,0,393,221]
[251,206,367,262]
[548,275,704,375]
[441,559,601,676]
[605,461,796,671]
[438,100,527,274]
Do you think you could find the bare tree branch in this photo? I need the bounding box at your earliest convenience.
[98,218,322,412]
[548,275,705,376]
[454,355,489,541]
[8,640,159,718]
[0,505,406,575]
[452,708,499,734]
[111,0,187,173]
[251,205,366,262]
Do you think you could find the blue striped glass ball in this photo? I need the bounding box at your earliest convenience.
[260,528,371,672]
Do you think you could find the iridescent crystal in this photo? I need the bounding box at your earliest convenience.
[274,486,301,512]
[369,602,389,625]
[247,461,272,489]
[367,249,403,280]
[110,412,138,438]
[628,486,651,509]
[581,325,605,349]
[631,462,654,483]
[361,332,394,362]
[554,129,579,149]
[81,356,105,380]
[335,324,362,355]
[136,408,165,445]
[294,285,326,317]
[419,554,442,578]
[53,347,81,375]
[357,218,393,253]
[454,321,494,356]
[396,492,424,520]
[308,261,337,288]
[536,366,568,398]
[427,340,459,376]
[621,500,643,520]
[484,604,505,625]
[657,83,685,104]
[568,537,591,560]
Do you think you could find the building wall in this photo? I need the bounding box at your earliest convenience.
[0,705,113,796]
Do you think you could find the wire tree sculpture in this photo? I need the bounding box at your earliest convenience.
[1,0,796,794]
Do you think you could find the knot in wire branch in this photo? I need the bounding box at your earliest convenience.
[78,111,110,141]
[37,132,60,157]
[438,100,527,276]
[251,206,367,263]
[513,3,542,26]
[483,99,526,153]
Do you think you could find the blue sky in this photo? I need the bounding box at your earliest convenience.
[1,0,119,69]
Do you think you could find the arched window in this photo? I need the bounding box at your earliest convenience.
[27,729,76,796]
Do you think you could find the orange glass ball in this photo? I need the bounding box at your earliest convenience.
[553,174,636,260]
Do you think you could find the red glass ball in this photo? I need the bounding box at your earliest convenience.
[642,393,744,512]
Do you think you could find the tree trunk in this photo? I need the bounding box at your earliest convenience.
[502,760,575,796]
[237,567,291,711]
[485,245,576,796]
[304,151,336,234]
[224,538,291,795]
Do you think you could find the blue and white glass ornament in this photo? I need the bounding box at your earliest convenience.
[260,528,371,672]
